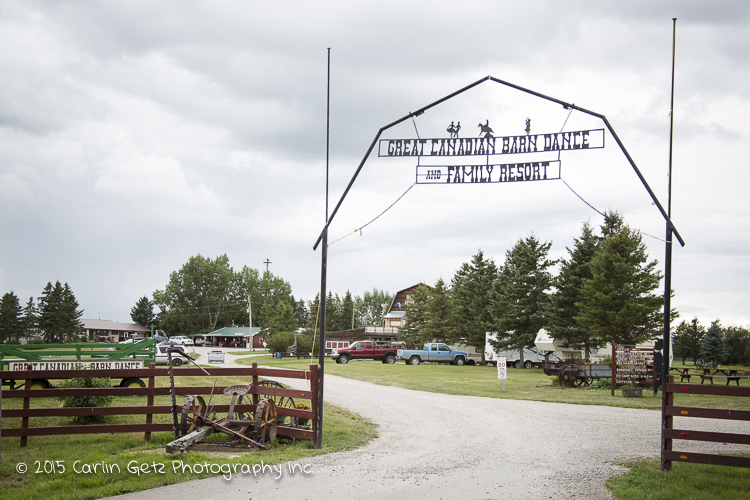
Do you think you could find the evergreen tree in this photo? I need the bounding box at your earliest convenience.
[700,320,726,366]
[292,296,308,329]
[424,278,456,343]
[339,291,355,331]
[39,282,63,343]
[547,221,599,358]
[575,213,663,346]
[130,296,157,328]
[38,282,84,343]
[324,291,341,332]
[306,293,321,332]
[61,283,84,342]
[269,301,298,333]
[451,250,497,349]
[491,235,556,365]
[398,284,431,348]
[672,318,704,365]
[21,296,38,341]
[723,325,750,366]
[0,291,23,343]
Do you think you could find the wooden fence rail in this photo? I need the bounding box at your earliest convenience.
[0,363,318,448]
[663,375,750,470]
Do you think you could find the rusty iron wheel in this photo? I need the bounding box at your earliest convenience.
[253,398,278,444]
[180,395,207,436]
[257,380,296,426]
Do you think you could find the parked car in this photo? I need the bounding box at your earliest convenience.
[169,336,194,346]
[194,337,204,346]
[155,344,188,366]
[207,350,225,363]
[118,337,147,344]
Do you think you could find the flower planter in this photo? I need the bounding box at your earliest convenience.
[622,387,643,398]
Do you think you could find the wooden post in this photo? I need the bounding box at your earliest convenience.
[310,364,319,448]
[21,366,32,448]
[663,376,674,471]
[252,363,259,405]
[145,363,155,441]
[611,341,616,396]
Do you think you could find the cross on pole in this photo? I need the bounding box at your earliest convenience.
[263,258,272,271]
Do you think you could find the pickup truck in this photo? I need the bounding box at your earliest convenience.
[331,341,402,364]
[397,342,469,366]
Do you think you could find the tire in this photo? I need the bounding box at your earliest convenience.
[514,360,522,369]
[29,379,50,390]
[121,378,146,388]
[172,358,183,367]
[524,360,533,369]
[409,356,421,366]
[338,354,350,364]
[454,357,466,366]
[383,354,396,364]
[467,360,476,366]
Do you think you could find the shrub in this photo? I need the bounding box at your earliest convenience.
[266,332,295,354]
[57,372,114,425]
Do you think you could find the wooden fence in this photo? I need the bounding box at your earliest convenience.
[0,363,318,448]
[663,375,750,470]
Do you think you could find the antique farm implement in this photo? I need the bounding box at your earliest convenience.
[164,347,291,453]
[166,384,279,453]
[543,358,611,387]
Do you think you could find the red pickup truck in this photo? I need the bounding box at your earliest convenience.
[331,341,402,364]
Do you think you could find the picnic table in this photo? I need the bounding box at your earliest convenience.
[669,367,693,383]
[700,368,741,386]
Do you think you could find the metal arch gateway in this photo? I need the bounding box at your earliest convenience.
[312,75,685,449]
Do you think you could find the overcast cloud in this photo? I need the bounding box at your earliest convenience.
[1,1,748,329]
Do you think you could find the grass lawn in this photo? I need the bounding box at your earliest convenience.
[0,374,375,500]
[607,458,750,500]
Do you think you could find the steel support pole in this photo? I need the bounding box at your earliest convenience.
[661,18,677,472]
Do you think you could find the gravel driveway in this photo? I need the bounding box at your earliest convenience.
[113,353,750,499]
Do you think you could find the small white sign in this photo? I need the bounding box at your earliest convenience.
[497,356,507,380]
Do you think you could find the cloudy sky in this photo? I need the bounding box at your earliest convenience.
[1,1,748,329]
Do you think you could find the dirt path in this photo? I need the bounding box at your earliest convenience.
[113,356,750,499]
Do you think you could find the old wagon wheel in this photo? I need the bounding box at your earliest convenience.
[253,398,278,444]
[180,395,207,436]
[559,365,580,385]
[258,380,296,426]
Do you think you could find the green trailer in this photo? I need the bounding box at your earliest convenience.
[0,339,157,389]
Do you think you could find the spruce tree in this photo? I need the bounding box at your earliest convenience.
[673,318,704,365]
[398,284,431,348]
[575,213,663,346]
[0,291,23,343]
[491,235,556,365]
[547,221,599,358]
[22,296,38,341]
[700,320,726,367]
[130,296,157,328]
[270,301,298,333]
[424,278,456,343]
[61,283,84,342]
[451,250,497,349]
[339,291,355,331]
